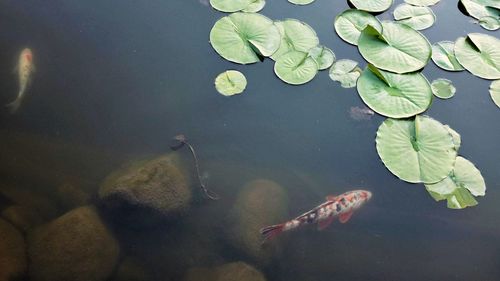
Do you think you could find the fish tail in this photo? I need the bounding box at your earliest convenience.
[260,223,285,244]
[6,94,23,113]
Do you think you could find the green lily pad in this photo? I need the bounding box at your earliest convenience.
[454,33,500,80]
[308,46,336,70]
[358,22,431,74]
[393,4,436,30]
[209,13,281,64]
[431,41,465,72]
[210,0,253,12]
[490,80,500,108]
[376,115,458,184]
[241,0,266,12]
[431,78,456,99]
[334,9,383,45]
[478,16,500,30]
[329,59,362,88]
[444,125,461,151]
[459,0,500,20]
[271,19,319,60]
[348,0,393,13]
[215,70,247,96]
[425,156,486,209]
[357,65,432,118]
[274,51,318,85]
[404,0,440,6]
[288,0,315,5]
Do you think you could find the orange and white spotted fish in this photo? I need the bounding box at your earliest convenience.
[6,48,35,113]
[260,190,372,243]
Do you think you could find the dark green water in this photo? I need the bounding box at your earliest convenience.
[0,1,499,281]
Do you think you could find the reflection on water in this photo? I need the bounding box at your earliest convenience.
[0,1,499,281]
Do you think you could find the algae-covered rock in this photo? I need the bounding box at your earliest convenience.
[228,179,288,264]
[28,206,120,281]
[0,184,58,222]
[0,218,27,281]
[184,262,266,281]
[99,153,192,225]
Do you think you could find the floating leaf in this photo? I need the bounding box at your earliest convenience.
[376,115,458,184]
[425,156,486,209]
[308,46,336,70]
[459,0,500,20]
[490,80,500,108]
[334,9,383,45]
[393,4,436,30]
[431,78,456,99]
[288,0,315,5]
[404,0,440,6]
[431,41,464,72]
[478,16,500,30]
[210,0,253,12]
[348,0,393,13]
[358,22,431,74]
[454,33,500,80]
[271,19,319,60]
[329,59,362,88]
[357,65,432,118]
[274,51,318,85]
[210,13,281,64]
[444,125,461,151]
[215,70,247,96]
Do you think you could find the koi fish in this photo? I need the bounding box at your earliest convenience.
[260,190,372,243]
[6,48,35,113]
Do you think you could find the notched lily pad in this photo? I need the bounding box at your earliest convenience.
[209,13,281,64]
[393,4,436,30]
[454,33,500,80]
[431,78,456,99]
[478,16,500,30]
[272,19,320,61]
[215,70,247,96]
[274,51,318,85]
[404,0,440,6]
[210,0,253,12]
[425,156,486,209]
[288,0,316,5]
[431,41,464,72]
[357,65,433,118]
[348,0,393,13]
[308,45,336,70]
[334,9,383,45]
[458,0,500,21]
[376,115,458,184]
[490,80,500,108]
[329,59,362,88]
[358,22,431,74]
[242,0,266,12]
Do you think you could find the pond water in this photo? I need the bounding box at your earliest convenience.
[0,1,499,281]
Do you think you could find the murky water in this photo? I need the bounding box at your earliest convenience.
[0,1,499,281]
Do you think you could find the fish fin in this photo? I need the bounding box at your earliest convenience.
[317,216,335,231]
[339,211,353,223]
[326,195,337,201]
[6,96,22,113]
[260,223,284,244]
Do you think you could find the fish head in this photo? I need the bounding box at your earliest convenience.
[360,190,372,201]
[20,48,33,62]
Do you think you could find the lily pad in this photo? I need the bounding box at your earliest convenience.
[404,0,440,6]
[215,70,247,96]
[348,0,393,13]
[490,80,500,108]
[431,78,456,99]
[334,9,383,45]
[274,51,318,85]
[478,16,500,30]
[425,156,486,209]
[357,65,432,118]
[459,0,500,20]
[308,46,336,70]
[242,0,266,12]
[210,0,253,12]
[288,0,315,5]
[209,13,281,64]
[358,22,432,74]
[376,115,458,184]
[444,125,461,151]
[393,4,436,30]
[431,41,465,71]
[329,59,362,88]
[271,19,319,60]
[454,33,500,80]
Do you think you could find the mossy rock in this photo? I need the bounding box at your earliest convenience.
[184,262,266,281]
[0,218,27,281]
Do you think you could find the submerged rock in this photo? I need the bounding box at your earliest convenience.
[56,182,90,211]
[184,262,266,281]
[28,206,120,281]
[99,153,192,225]
[1,205,44,232]
[227,179,288,264]
[0,218,27,281]
[0,184,58,222]
[111,257,150,281]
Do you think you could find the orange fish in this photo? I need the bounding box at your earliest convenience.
[260,190,372,243]
[7,48,35,113]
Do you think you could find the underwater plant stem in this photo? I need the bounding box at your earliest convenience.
[184,142,219,200]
